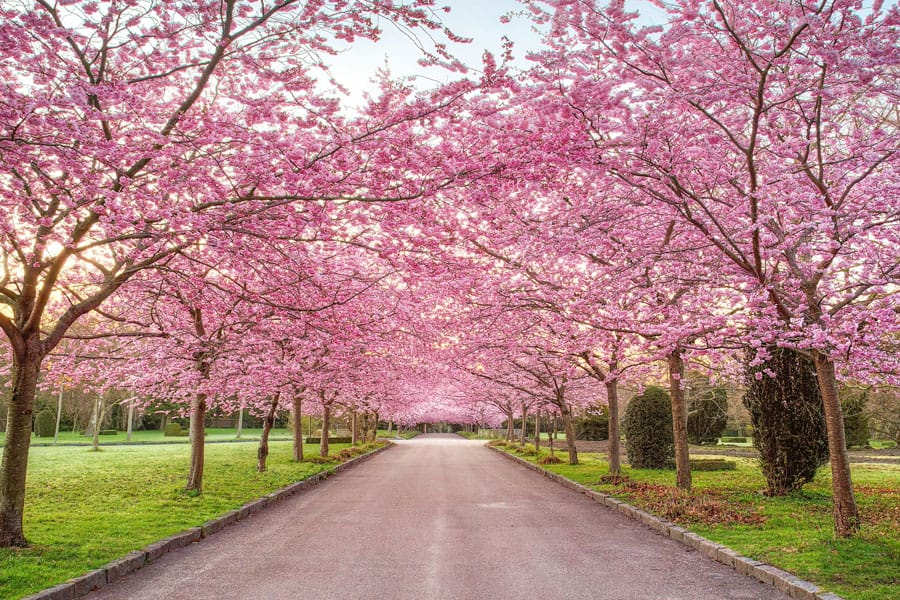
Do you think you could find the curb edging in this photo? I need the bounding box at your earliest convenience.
[22,442,393,600]
[487,445,841,600]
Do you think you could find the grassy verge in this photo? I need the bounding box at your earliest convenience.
[491,441,899,600]
[0,427,297,447]
[376,429,420,439]
[0,440,385,599]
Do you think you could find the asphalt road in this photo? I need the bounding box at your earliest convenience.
[85,434,787,600]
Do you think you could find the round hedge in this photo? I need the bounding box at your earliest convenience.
[623,386,673,469]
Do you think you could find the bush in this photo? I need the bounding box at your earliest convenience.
[163,423,188,437]
[689,459,737,471]
[304,455,337,464]
[574,406,610,441]
[487,440,508,447]
[623,386,673,469]
[686,378,728,445]
[841,389,870,448]
[337,448,355,461]
[34,409,56,437]
[537,454,564,465]
[744,347,829,496]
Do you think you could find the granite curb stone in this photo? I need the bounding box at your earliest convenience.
[23,442,393,600]
[487,444,843,600]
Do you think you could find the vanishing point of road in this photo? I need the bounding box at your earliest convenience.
[85,434,787,600]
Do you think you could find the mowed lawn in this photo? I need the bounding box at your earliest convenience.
[495,444,899,600]
[0,427,297,446]
[0,440,374,599]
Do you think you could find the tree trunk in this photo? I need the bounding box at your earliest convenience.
[236,403,244,439]
[91,396,103,452]
[506,409,514,442]
[320,404,331,458]
[0,350,42,547]
[667,350,692,490]
[559,402,578,465]
[126,403,134,443]
[387,420,393,437]
[519,403,528,446]
[258,395,279,472]
[812,351,861,537]
[606,380,621,476]
[351,409,358,446]
[534,410,541,451]
[292,395,303,462]
[53,386,63,446]
[185,392,207,493]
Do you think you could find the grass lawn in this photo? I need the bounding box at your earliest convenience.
[0,439,382,599]
[0,427,296,447]
[376,429,420,439]
[494,443,899,600]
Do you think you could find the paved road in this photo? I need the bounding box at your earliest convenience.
[85,434,786,600]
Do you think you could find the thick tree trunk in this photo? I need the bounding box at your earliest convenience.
[257,395,279,473]
[559,403,578,465]
[387,420,393,437]
[351,409,358,446]
[292,396,303,462]
[506,409,514,442]
[185,392,207,493]
[606,380,621,476]
[320,404,331,458]
[812,351,861,537]
[534,410,541,451]
[0,350,42,547]
[667,350,692,490]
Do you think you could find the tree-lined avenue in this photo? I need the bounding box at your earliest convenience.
[83,436,787,600]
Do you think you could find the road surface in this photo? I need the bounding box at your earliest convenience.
[85,434,786,599]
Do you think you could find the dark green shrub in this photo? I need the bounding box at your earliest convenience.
[98,429,118,436]
[164,422,188,437]
[574,406,610,441]
[689,459,737,471]
[34,409,56,437]
[686,378,728,445]
[841,389,870,448]
[623,386,673,469]
[744,347,829,496]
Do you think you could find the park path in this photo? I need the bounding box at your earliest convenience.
[84,434,786,600]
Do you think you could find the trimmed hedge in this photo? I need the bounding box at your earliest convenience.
[719,436,748,444]
[34,409,56,437]
[163,423,189,437]
[623,386,674,469]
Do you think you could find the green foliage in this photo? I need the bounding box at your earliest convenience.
[537,454,563,465]
[744,347,829,496]
[689,459,737,471]
[33,409,56,437]
[303,455,338,464]
[623,386,673,469]
[99,429,118,436]
[163,422,188,437]
[574,405,610,441]
[686,377,728,445]
[841,389,870,448]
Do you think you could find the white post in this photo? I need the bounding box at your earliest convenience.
[53,385,63,446]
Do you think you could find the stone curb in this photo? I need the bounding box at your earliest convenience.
[487,445,842,600]
[22,442,393,600]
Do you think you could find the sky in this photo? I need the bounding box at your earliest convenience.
[324,0,666,107]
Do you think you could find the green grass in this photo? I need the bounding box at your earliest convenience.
[494,445,899,600]
[0,427,296,447]
[0,440,381,599]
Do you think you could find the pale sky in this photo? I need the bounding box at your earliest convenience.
[324,0,666,107]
